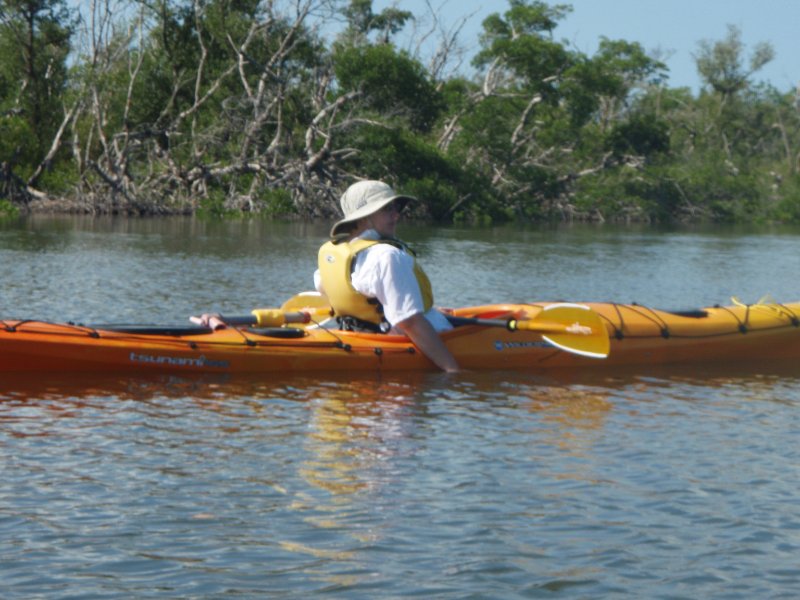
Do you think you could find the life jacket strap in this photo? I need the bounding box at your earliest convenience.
[337,316,390,333]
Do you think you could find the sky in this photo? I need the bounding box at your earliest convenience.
[374,0,799,93]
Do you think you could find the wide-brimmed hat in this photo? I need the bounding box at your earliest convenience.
[330,180,415,237]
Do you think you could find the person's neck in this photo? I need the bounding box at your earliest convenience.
[353,228,383,241]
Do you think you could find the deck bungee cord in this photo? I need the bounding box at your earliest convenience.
[525,298,800,343]
[0,318,345,349]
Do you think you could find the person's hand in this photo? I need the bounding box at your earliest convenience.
[189,313,227,330]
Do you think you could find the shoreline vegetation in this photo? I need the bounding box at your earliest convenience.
[1,0,799,225]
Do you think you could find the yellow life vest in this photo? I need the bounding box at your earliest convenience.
[318,237,434,328]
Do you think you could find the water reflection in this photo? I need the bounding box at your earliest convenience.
[275,378,432,586]
[0,372,434,588]
[0,214,330,258]
[4,367,800,596]
[524,385,613,426]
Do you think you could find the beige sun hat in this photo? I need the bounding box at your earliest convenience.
[330,180,415,237]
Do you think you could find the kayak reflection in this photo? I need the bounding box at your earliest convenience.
[301,379,424,496]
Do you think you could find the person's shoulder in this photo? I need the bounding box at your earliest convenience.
[353,232,411,263]
[359,243,414,277]
[363,242,405,260]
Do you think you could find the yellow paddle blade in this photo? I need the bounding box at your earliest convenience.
[516,303,610,359]
[732,294,776,307]
[731,294,784,316]
[276,292,333,328]
[280,291,331,312]
[251,292,332,327]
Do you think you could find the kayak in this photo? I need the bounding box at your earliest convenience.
[2,297,799,374]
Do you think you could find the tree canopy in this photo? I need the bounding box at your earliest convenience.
[1,0,798,224]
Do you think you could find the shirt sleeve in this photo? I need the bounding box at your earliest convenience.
[313,269,324,294]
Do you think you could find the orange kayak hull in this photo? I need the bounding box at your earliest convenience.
[2,301,799,374]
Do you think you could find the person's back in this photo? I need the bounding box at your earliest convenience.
[315,180,459,372]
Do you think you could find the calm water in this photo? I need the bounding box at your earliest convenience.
[2,216,800,598]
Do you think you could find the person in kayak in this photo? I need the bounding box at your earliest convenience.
[315,180,459,373]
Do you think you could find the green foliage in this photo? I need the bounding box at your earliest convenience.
[339,124,502,222]
[0,199,20,219]
[562,39,667,126]
[772,176,800,222]
[342,0,412,43]
[36,162,77,195]
[197,190,237,219]
[573,171,651,220]
[683,163,765,222]
[573,158,771,223]
[258,188,295,218]
[403,173,502,224]
[696,25,774,97]
[0,0,799,225]
[0,114,37,177]
[474,0,573,92]
[401,177,459,220]
[0,0,73,183]
[341,125,449,181]
[334,43,443,131]
[607,114,670,159]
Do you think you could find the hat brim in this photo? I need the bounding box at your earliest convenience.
[330,195,413,237]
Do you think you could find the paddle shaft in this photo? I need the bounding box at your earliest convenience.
[98,301,608,358]
[103,314,588,336]
[219,309,327,328]
[447,315,589,334]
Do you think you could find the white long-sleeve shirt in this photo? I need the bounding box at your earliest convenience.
[314,230,452,333]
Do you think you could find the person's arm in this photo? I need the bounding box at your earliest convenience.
[398,312,459,373]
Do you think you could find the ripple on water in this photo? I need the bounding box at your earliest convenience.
[2,369,800,597]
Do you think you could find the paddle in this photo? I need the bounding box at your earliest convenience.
[91,293,334,335]
[731,294,776,310]
[242,291,332,327]
[731,294,800,326]
[448,303,610,359]
[201,296,608,358]
[279,291,330,312]
[189,292,333,329]
[88,314,318,336]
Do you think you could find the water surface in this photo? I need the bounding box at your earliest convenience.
[2,216,800,598]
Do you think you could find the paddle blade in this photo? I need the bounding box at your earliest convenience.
[280,291,331,312]
[732,294,786,317]
[278,292,332,328]
[523,303,610,359]
[542,332,610,359]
